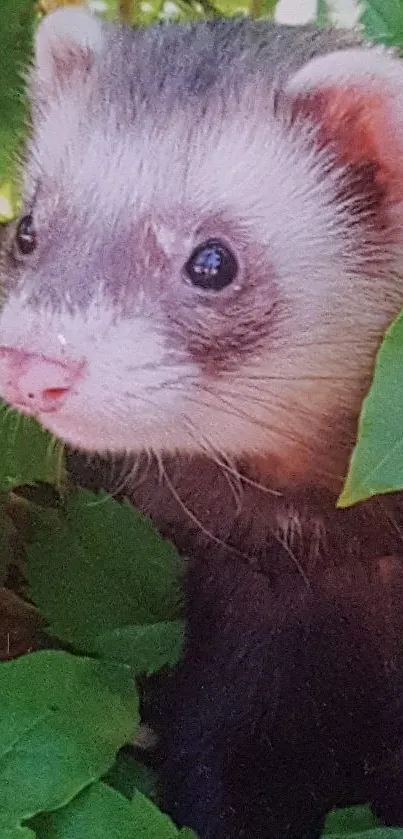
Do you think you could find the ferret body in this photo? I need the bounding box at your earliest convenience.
[2,7,403,837]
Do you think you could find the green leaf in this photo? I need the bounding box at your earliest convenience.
[316,0,334,27]
[324,807,381,834]
[339,310,403,507]
[323,831,403,838]
[322,805,403,837]
[358,0,403,48]
[27,489,184,655]
[31,783,137,839]
[250,0,278,17]
[105,751,157,801]
[0,650,138,821]
[0,0,36,184]
[131,790,198,838]
[0,403,65,490]
[31,783,199,839]
[130,791,181,838]
[0,183,16,222]
[91,621,184,673]
[0,825,36,839]
[261,0,278,14]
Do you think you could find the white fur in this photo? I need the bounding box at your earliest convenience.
[34,6,104,92]
[0,290,298,458]
[0,293,197,452]
[286,46,403,94]
[6,38,403,488]
[286,46,403,138]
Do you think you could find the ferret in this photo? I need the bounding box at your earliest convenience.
[2,6,403,838]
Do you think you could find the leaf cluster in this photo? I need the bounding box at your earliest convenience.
[0,422,189,837]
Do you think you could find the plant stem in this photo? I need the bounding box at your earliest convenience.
[249,0,263,17]
[119,0,134,20]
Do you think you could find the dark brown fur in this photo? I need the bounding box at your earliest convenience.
[68,449,403,577]
[67,448,403,837]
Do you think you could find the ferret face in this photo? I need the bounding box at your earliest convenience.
[1,9,403,491]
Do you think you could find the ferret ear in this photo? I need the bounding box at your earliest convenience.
[284,47,403,203]
[31,6,104,99]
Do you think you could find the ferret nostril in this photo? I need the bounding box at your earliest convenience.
[0,347,85,413]
[42,387,70,401]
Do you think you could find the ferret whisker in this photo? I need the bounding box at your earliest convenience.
[158,456,255,562]
[9,408,24,454]
[288,339,367,349]
[188,430,245,512]
[150,382,344,486]
[230,384,330,427]
[201,388,346,483]
[180,416,311,585]
[124,391,168,413]
[122,449,155,495]
[109,452,139,497]
[374,498,403,547]
[46,433,65,481]
[101,450,117,493]
[194,384,312,450]
[144,372,199,392]
[241,374,360,382]
[196,432,282,499]
[154,449,167,485]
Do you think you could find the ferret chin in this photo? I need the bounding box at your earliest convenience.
[3,6,403,839]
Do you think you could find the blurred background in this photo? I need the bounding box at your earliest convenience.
[276,0,356,24]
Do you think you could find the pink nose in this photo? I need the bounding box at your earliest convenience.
[0,347,85,414]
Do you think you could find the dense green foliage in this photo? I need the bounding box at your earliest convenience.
[339,312,403,507]
[2,0,403,836]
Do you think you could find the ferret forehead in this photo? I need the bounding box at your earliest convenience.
[98,17,361,111]
[98,17,262,110]
[27,79,348,302]
[30,79,284,226]
[28,14,364,212]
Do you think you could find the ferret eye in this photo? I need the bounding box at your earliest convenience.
[184,240,238,291]
[16,214,37,255]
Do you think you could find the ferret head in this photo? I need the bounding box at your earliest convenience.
[1,7,403,491]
